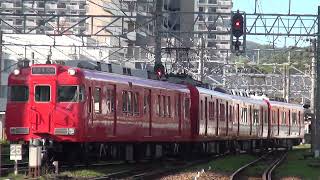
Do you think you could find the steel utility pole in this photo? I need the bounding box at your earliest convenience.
[310,38,316,152]
[314,6,320,158]
[199,35,205,82]
[286,51,291,103]
[154,0,163,65]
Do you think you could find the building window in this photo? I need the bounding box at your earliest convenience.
[208,34,216,39]
[208,7,217,13]
[198,7,204,12]
[199,0,206,3]
[208,0,217,4]
[35,85,50,102]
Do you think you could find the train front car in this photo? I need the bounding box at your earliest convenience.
[5,64,84,145]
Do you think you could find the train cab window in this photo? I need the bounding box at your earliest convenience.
[94,87,101,113]
[58,86,78,102]
[185,98,190,119]
[35,85,50,102]
[9,85,29,102]
[253,109,259,125]
[106,89,114,113]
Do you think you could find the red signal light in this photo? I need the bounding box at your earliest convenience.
[235,20,241,28]
[156,69,162,77]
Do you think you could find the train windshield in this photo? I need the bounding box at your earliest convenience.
[9,85,29,102]
[58,86,80,102]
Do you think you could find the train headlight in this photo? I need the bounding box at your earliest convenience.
[68,128,76,135]
[13,69,20,75]
[68,68,76,76]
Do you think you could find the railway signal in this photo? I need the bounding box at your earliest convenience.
[154,63,165,79]
[231,12,244,38]
[231,10,246,54]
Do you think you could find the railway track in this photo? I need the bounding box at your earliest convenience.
[91,153,228,180]
[230,150,287,180]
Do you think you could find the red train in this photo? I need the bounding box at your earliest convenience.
[5,64,305,161]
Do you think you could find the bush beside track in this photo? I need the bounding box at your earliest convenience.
[274,144,320,179]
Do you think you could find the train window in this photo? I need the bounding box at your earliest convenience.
[57,86,78,102]
[128,91,133,114]
[229,105,232,122]
[89,87,92,113]
[167,96,171,117]
[220,104,225,121]
[292,112,297,125]
[176,96,180,118]
[281,112,287,125]
[163,95,166,117]
[133,92,139,115]
[264,110,268,124]
[143,93,150,114]
[122,91,128,112]
[94,87,101,113]
[253,109,259,125]
[106,89,114,113]
[9,85,29,102]
[35,85,50,102]
[185,98,190,119]
[209,102,214,120]
[241,108,248,124]
[200,100,203,120]
[271,111,277,124]
[157,95,161,116]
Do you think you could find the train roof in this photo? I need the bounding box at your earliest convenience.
[83,68,190,93]
[196,87,267,105]
[268,100,304,109]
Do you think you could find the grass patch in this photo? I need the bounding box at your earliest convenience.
[0,174,24,180]
[293,143,311,149]
[190,154,256,174]
[274,148,320,180]
[58,164,132,178]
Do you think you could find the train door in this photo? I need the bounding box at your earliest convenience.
[30,80,56,134]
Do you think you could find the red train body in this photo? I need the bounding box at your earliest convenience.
[5,64,304,149]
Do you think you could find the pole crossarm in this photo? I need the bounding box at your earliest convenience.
[246,13,318,36]
[0,13,153,37]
